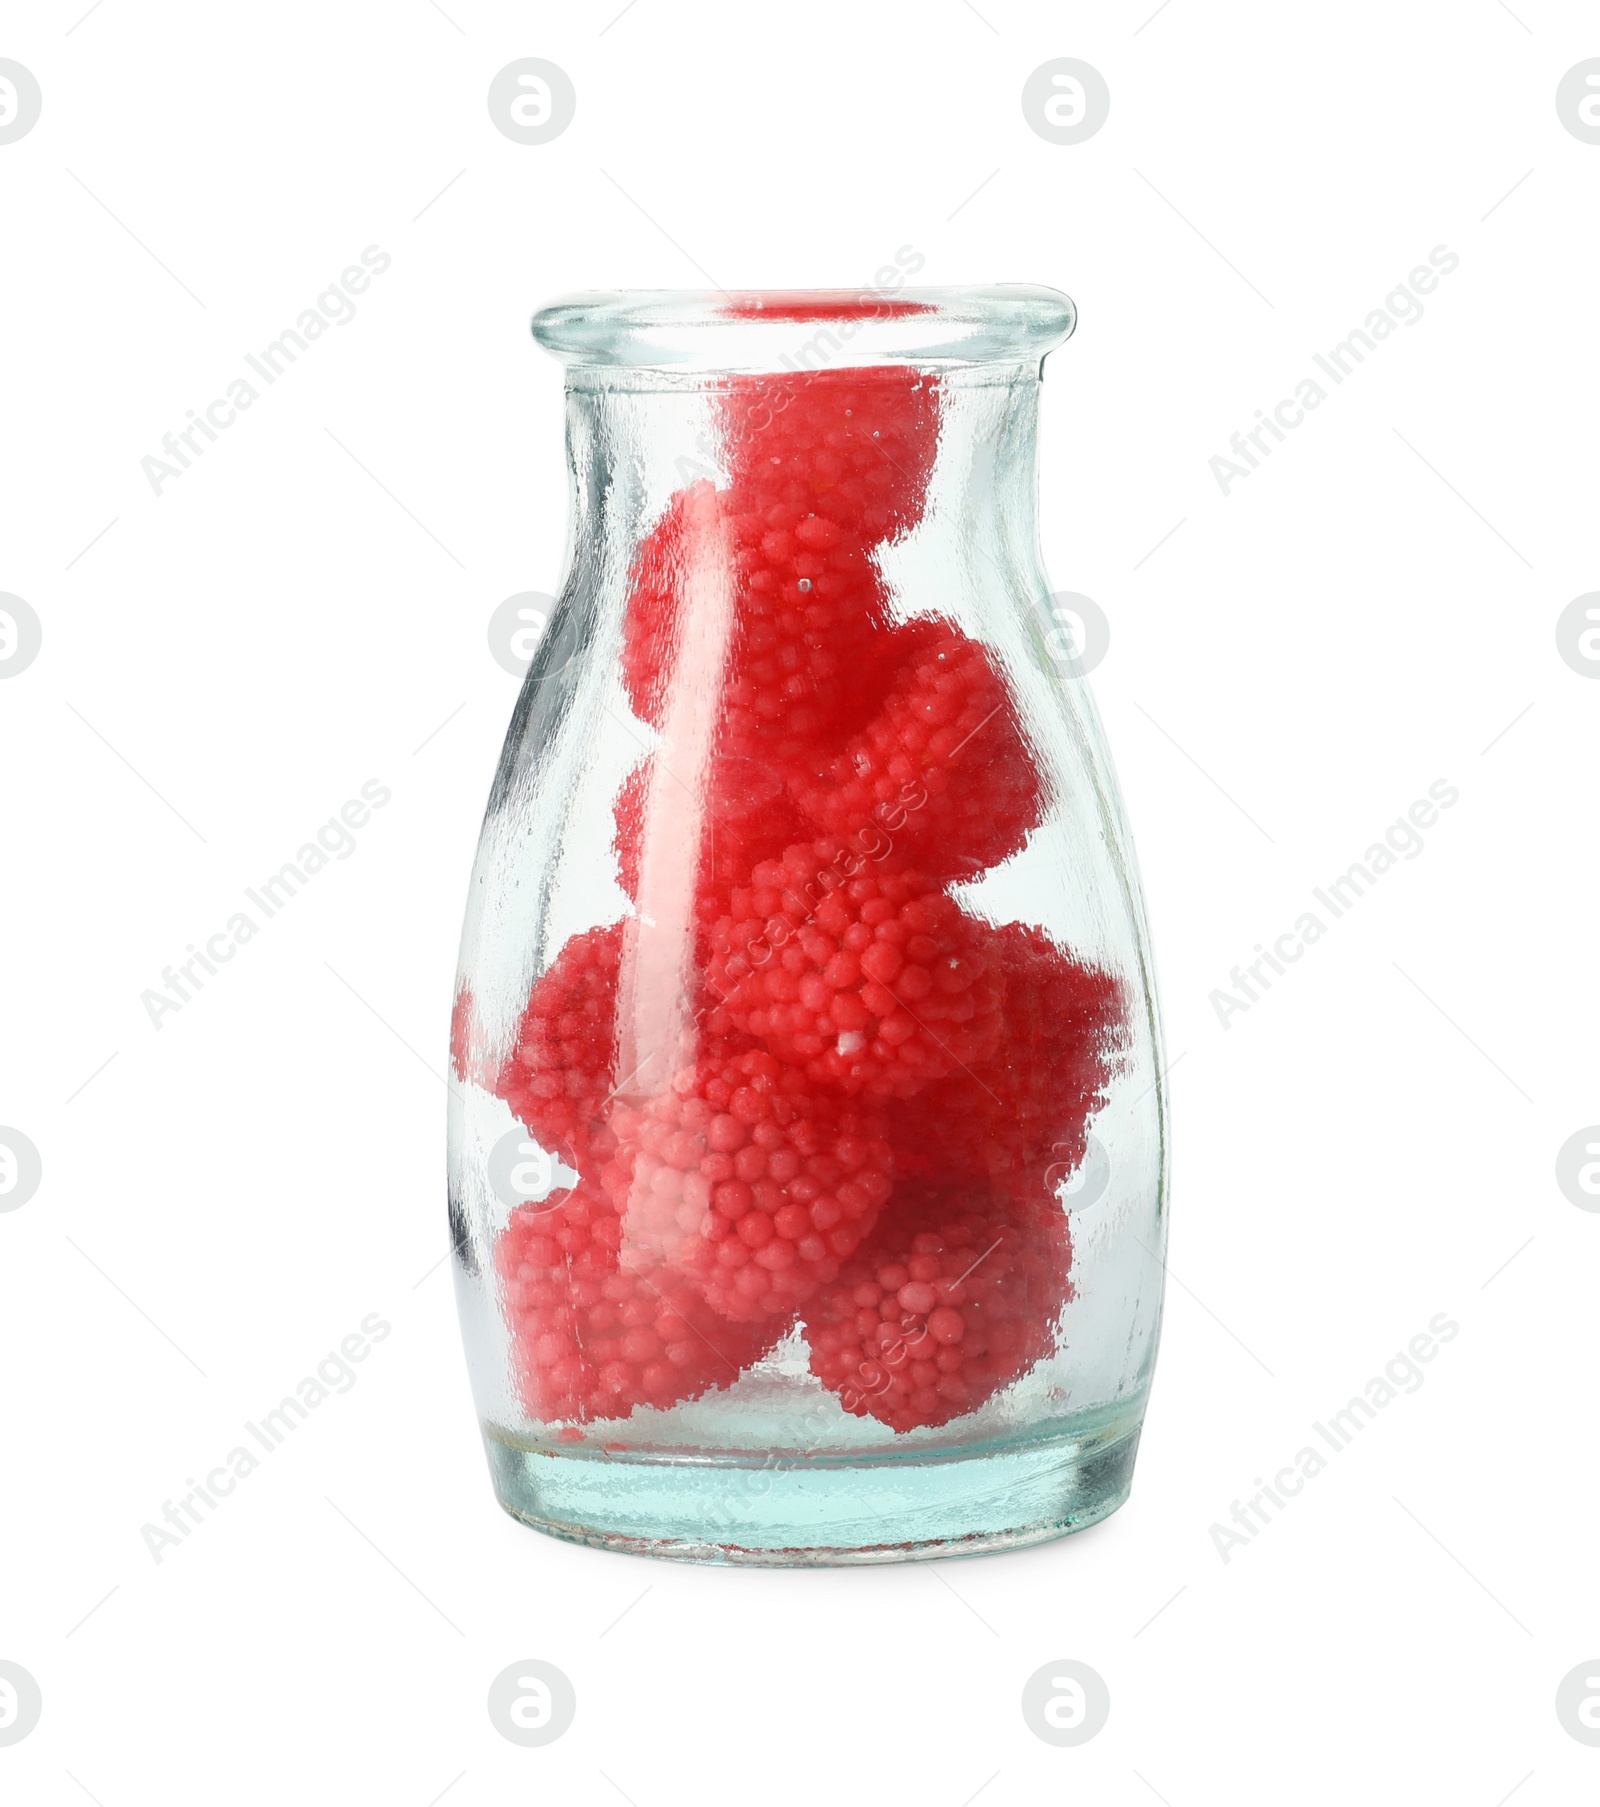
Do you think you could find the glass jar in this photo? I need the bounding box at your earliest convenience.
[448,287,1169,1564]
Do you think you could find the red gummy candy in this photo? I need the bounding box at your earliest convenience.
[888,923,1123,1191]
[619,372,941,767]
[722,367,940,544]
[704,840,1003,1097]
[617,483,719,734]
[601,1044,894,1323]
[805,1185,1073,1433]
[612,754,807,902]
[714,504,890,763]
[496,1181,772,1423]
[788,617,1043,881]
[494,924,623,1165]
[620,485,893,767]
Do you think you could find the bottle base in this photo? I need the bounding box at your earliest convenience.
[483,1412,1142,1566]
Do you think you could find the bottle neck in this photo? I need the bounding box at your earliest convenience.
[561,362,1047,620]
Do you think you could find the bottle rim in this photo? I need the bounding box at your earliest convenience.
[531,285,1076,373]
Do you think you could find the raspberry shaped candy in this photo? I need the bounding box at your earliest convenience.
[602,1044,894,1323]
[618,483,711,733]
[711,501,892,763]
[887,923,1123,1192]
[704,840,1004,1097]
[789,617,1044,881]
[618,479,895,770]
[804,1185,1073,1433]
[721,366,940,544]
[496,1181,774,1423]
[494,923,622,1165]
[619,371,944,769]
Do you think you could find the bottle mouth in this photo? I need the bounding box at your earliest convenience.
[531,286,1076,373]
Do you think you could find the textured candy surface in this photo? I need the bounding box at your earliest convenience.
[601,1043,894,1322]
[495,924,623,1167]
[887,923,1123,1191]
[804,1185,1073,1433]
[788,617,1043,882]
[496,1182,773,1423]
[619,372,939,764]
[703,841,1004,1098]
[721,366,940,545]
[612,754,807,903]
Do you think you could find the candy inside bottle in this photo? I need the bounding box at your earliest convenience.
[490,364,1125,1429]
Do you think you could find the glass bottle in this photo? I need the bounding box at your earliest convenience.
[448,288,1169,1563]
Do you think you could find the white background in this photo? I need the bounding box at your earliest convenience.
[3,1,1597,1802]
